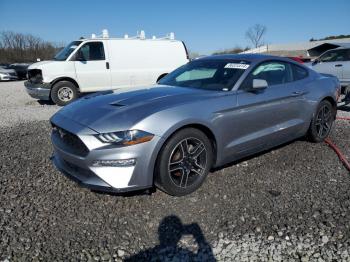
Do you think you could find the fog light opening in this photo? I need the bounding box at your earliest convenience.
[92,159,136,167]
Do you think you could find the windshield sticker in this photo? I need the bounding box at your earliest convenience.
[224,63,249,69]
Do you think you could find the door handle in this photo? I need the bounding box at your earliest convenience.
[106,62,110,69]
[335,64,343,67]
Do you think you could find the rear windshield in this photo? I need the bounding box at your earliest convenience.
[158,59,250,91]
[54,41,82,61]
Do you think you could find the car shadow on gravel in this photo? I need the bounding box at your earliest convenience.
[124,215,216,261]
[37,100,55,106]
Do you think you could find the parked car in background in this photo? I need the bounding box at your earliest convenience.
[0,66,18,81]
[308,47,350,103]
[286,56,304,64]
[25,30,189,106]
[50,54,339,196]
[8,63,30,79]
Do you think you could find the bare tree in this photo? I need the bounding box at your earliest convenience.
[0,31,64,63]
[245,24,267,48]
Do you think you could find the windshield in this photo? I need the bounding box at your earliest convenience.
[158,59,250,91]
[54,41,82,61]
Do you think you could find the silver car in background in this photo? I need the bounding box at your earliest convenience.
[0,66,18,81]
[50,54,340,196]
[308,47,350,103]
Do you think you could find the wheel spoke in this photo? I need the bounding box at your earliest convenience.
[324,122,330,132]
[321,106,326,120]
[169,162,183,172]
[324,110,332,121]
[318,125,323,137]
[190,142,205,158]
[180,170,190,188]
[180,140,189,156]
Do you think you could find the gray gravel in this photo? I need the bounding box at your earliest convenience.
[0,81,350,261]
[0,81,59,127]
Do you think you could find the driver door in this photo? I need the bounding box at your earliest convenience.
[73,41,111,92]
[226,61,307,159]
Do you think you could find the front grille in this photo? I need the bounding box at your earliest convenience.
[52,125,89,157]
[63,159,95,178]
[9,72,17,76]
[27,69,43,83]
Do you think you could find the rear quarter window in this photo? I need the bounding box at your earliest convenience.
[292,64,308,81]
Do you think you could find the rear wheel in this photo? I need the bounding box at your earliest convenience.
[155,128,213,196]
[308,100,335,142]
[51,81,78,106]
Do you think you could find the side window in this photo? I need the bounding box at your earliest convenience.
[319,50,346,62]
[78,42,105,61]
[241,61,292,89]
[292,64,308,81]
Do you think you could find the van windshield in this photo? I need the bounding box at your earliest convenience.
[158,59,250,91]
[54,41,82,61]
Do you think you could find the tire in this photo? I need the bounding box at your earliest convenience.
[155,128,213,196]
[51,81,78,106]
[308,100,335,143]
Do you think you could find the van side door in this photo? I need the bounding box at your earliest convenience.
[73,41,111,92]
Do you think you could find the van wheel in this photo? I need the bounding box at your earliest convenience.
[51,81,78,106]
[155,128,213,196]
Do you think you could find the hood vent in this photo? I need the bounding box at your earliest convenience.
[109,102,126,107]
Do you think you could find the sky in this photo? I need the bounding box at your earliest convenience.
[0,0,349,54]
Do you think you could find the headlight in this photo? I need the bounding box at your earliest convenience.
[96,130,154,145]
[0,72,9,76]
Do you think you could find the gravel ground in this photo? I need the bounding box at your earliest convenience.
[0,81,350,261]
[0,81,59,127]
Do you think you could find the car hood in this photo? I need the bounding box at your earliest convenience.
[55,85,215,133]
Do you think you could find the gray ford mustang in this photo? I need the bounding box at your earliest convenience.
[50,54,340,196]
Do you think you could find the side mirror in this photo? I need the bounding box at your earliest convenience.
[252,79,268,90]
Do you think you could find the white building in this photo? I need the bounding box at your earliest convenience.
[241,38,350,58]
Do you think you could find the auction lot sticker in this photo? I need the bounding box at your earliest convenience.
[224,63,250,69]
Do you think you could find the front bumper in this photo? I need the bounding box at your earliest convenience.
[24,80,51,100]
[50,113,163,193]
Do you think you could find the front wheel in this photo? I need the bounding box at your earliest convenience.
[51,81,78,106]
[308,100,335,142]
[155,128,213,196]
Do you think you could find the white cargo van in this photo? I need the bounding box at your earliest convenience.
[25,30,189,105]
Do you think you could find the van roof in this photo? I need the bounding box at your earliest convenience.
[79,37,181,42]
